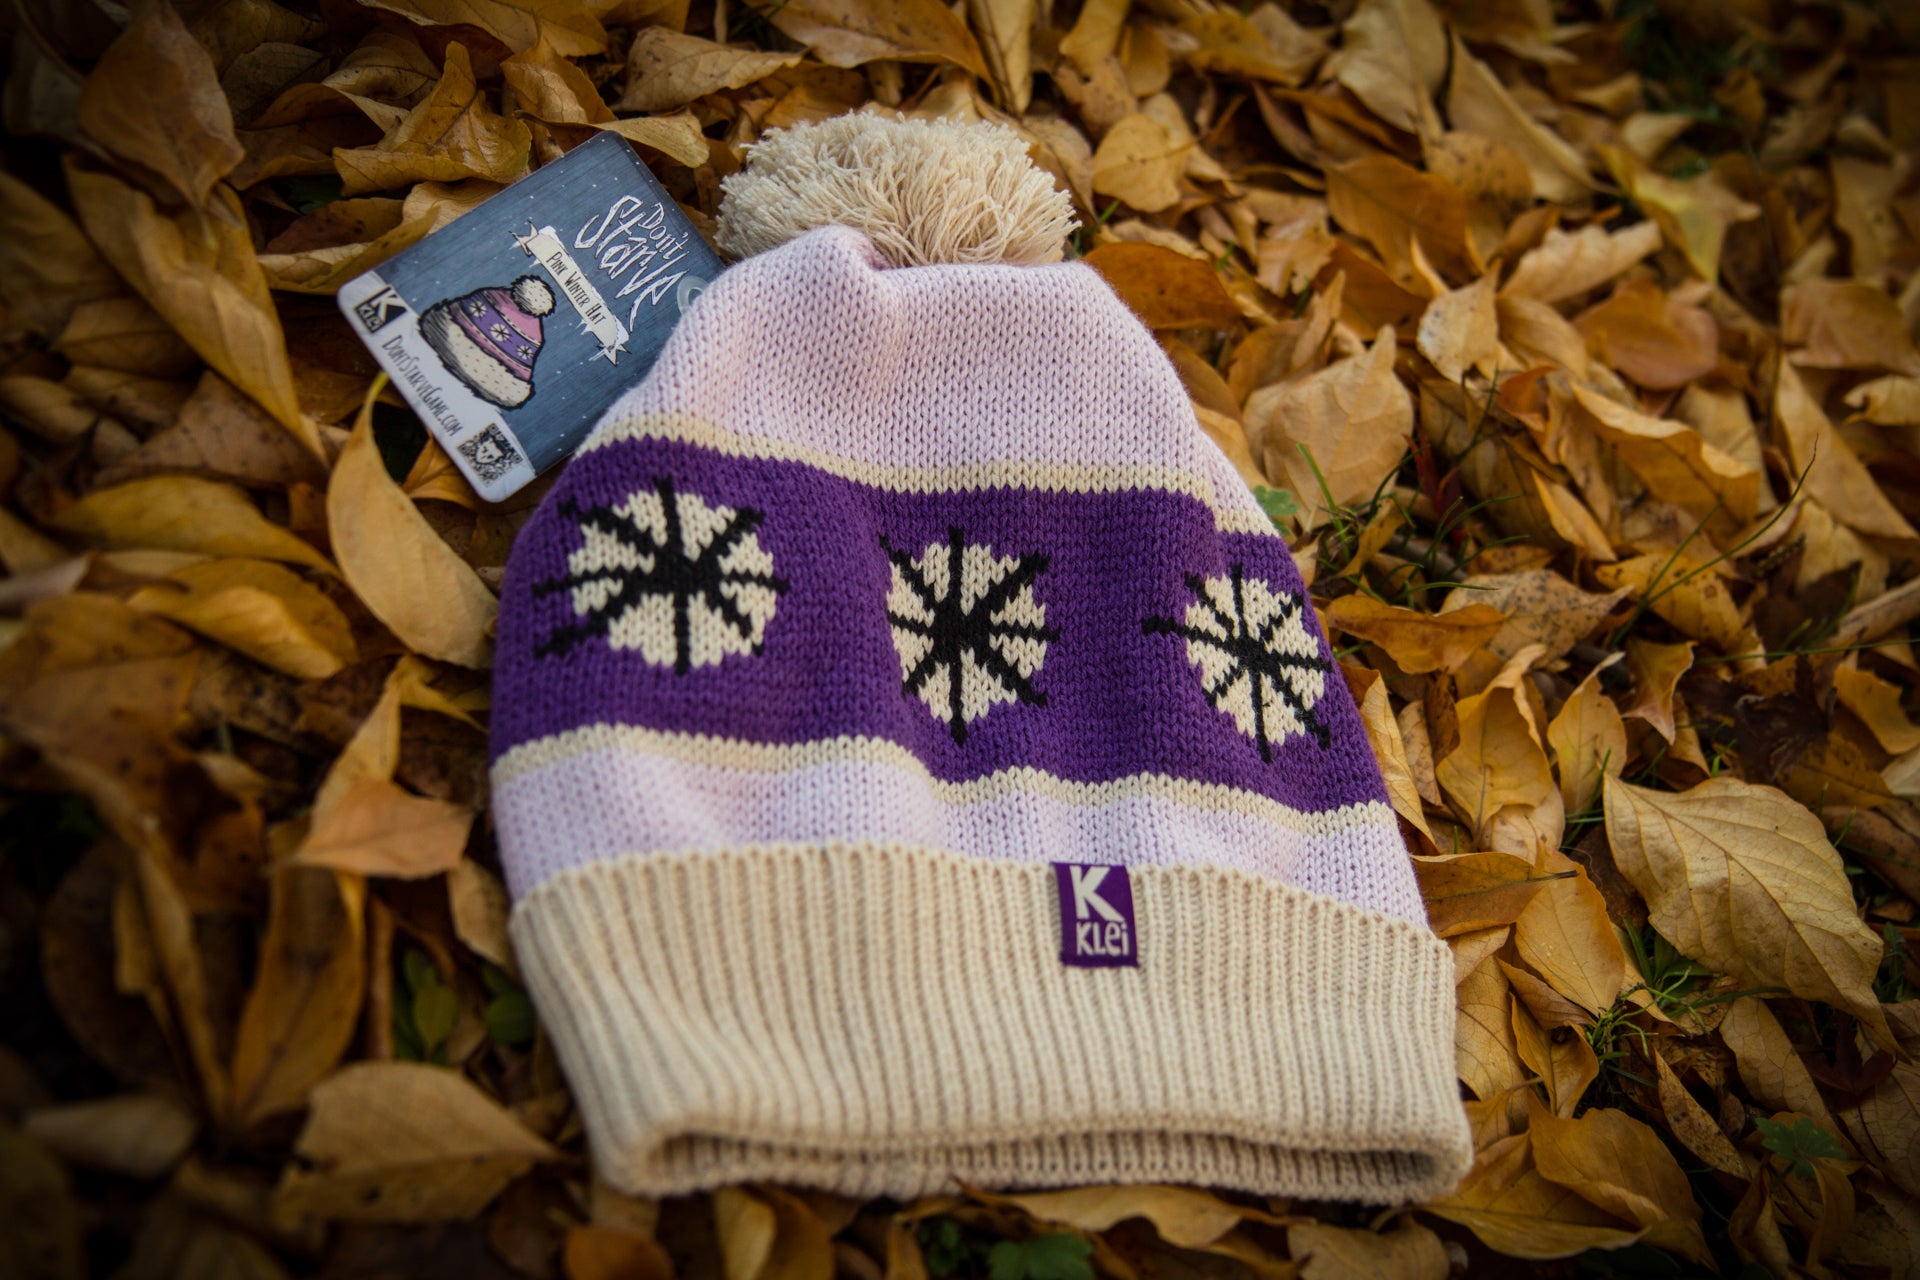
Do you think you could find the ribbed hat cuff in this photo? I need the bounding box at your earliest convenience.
[509,842,1472,1201]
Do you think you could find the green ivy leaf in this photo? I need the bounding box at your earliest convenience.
[1252,485,1300,522]
[1755,1114,1846,1178]
[987,1235,1093,1280]
[484,992,536,1046]
[402,949,437,997]
[412,981,458,1052]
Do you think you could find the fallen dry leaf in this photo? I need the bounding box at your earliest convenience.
[22,1093,198,1180]
[66,168,317,455]
[1547,665,1627,816]
[277,1061,558,1221]
[1324,596,1506,674]
[77,0,243,210]
[1329,0,1445,136]
[1288,1219,1448,1280]
[1084,242,1240,330]
[1091,112,1190,214]
[1424,1132,1642,1259]
[768,0,989,80]
[618,28,804,114]
[1501,222,1664,305]
[291,778,473,878]
[1414,851,1563,938]
[1525,1095,1711,1265]
[229,866,365,1128]
[1776,360,1918,541]
[50,476,331,572]
[334,45,532,196]
[1782,279,1920,375]
[1446,35,1591,205]
[1513,848,1628,1017]
[1606,776,1893,1049]
[358,0,606,56]
[129,559,355,679]
[1248,326,1411,521]
[1416,273,1497,384]
[1602,146,1757,284]
[327,386,498,668]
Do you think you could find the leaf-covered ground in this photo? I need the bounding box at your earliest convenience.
[3,0,1920,1276]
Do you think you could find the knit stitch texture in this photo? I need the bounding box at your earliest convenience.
[492,212,1471,1201]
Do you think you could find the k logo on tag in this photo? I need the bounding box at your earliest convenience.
[1052,863,1138,968]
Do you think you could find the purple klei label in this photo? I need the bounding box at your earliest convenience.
[1052,863,1139,968]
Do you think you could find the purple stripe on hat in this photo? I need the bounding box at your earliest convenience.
[494,434,1388,813]
[452,296,535,380]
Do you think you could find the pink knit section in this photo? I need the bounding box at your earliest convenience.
[492,739,1425,923]
[594,226,1242,492]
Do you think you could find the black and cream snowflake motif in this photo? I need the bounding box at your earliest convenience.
[533,478,787,672]
[882,527,1058,744]
[1144,566,1331,761]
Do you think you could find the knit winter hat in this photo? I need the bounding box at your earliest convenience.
[491,115,1471,1203]
[420,275,554,409]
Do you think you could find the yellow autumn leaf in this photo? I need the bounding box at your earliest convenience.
[1572,383,1758,533]
[76,0,243,210]
[1323,595,1506,675]
[229,867,365,1129]
[1835,666,1920,754]
[1413,850,1565,937]
[327,386,498,668]
[1525,1095,1712,1266]
[1447,35,1592,205]
[290,778,473,879]
[1501,222,1664,305]
[1454,952,1528,1102]
[617,27,804,113]
[1247,326,1411,523]
[358,0,606,56]
[335,45,532,195]
[1442,572,1629,665]
[1604,776,1894,1049]
[66,168,317,455]
[1424,1132,1643,1259]
[1513,848,1628,1017]
[1438,653,1553,837]
[1602,146,1757,283]
[983,1185,1247,1249]
[129,559,356,679]
[0,170,123,337]
[1845,374,1920,426]
[767,0,989,79]
[1329,0,1446,136]
[1596,554,1754,656]
[50,476,331,573]
[1180,11,1325,88]
[1573,278,1720,391]
[1091,112,1190,214]
[1324,153,1476,289]
[277,1061,559,1222]
[1782,279,1920,375]
[1287,1220,1449,1280]
[1547,665,1627,815]
[1353,670,1433,840]
[1776,354,1918,541]
[1718,996,1851,1143]
[1416,273,1497,384]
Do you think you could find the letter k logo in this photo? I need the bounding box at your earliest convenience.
[1069,865,1125,924]
[1051,861,1139,968]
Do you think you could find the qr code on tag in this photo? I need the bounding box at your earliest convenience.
[457,425,523,484]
